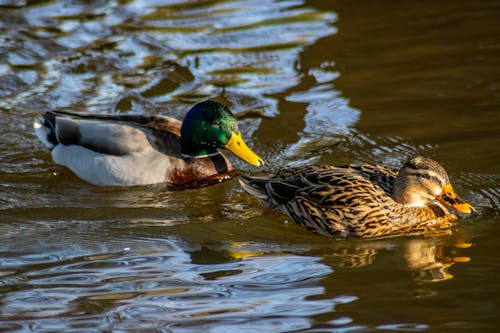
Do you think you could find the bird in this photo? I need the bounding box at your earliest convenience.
[239,156,475,238]
[34,100,264,187]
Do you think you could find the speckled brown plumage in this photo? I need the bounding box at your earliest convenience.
[240,157,472,239]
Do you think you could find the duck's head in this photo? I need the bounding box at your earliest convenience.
[393,156,474,214]
[180,100,264,167]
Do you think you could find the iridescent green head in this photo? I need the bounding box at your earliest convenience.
[180,100,264,167]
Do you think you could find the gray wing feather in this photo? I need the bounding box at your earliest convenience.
[39,111,182,156]
[54,117,150,156]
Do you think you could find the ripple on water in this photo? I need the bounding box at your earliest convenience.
[377,323,429,332]
[111,254,342,332]
[0,0,336,114]
[0,245,350,331]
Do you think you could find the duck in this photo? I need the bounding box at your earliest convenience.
[239,156,474,238]
[33,100,264,187]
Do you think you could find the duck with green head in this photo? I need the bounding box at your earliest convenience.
[34,100,264,186]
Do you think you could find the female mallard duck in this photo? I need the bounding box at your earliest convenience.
[239,156,474,238]
[34,100,263,186]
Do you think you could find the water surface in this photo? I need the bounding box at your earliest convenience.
[0,0,499,332]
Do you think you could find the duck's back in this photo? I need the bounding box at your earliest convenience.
[40,112,182,153]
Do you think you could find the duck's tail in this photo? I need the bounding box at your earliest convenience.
[239,175,302,206]
[33,113,58,150]
[238,176,270,200]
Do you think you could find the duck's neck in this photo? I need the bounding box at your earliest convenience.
[180,138,219,158]
[393,186,425,207]
[392,178,450,215]
[392,175,415,205]
[167,153,233,185]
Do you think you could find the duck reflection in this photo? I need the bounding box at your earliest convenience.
[402,236,471,283]
[228,229,473,284]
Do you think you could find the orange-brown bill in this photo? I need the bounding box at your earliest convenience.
[436,183,475,214]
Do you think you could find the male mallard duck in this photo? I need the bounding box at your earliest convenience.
[239,156,474,238]
[34,100,263,186]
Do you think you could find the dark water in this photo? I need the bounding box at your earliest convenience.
[1,0,499,332]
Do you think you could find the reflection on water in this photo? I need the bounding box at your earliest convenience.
[0,236,342,332]
[305,232,473,284]
[403,238,471,283]
[0,0,499,331]
[0,0,336,113]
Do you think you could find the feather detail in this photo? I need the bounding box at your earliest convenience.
[240,162,462,239]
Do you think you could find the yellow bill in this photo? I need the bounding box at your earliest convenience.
[225,131,264,167]
[437,183,475,214]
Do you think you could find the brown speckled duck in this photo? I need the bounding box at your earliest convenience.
[34,100,263,187]
[239,156,474,238]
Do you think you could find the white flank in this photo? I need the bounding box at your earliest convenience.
[52,145,175,186]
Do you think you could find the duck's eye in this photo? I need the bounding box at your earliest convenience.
[421,174,431,180]
[212,120,221,127]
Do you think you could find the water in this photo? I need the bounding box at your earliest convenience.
[0,0,499,332]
